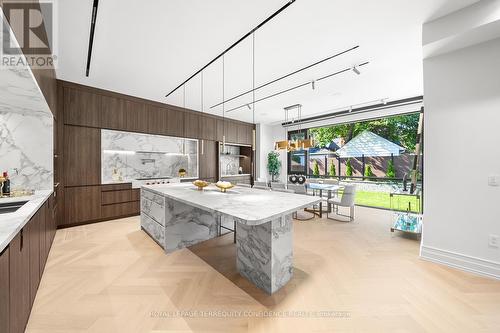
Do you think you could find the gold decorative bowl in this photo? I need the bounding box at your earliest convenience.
[215,181,234,193]
[193,180,209,190]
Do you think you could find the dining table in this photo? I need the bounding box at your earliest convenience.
[305,183,343,218]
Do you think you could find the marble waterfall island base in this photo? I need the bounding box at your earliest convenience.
[140,183,320,294]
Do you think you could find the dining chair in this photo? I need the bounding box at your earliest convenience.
[287,184,315,221]
[327,184,356,222]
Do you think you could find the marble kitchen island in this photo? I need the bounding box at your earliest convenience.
[140,183,320,294]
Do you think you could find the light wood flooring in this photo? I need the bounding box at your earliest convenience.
[26,207,500,333]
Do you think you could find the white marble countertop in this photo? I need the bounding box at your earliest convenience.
[0,190,53,252]
[142,183,321,225]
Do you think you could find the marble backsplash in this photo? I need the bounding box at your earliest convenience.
[0,16,53,191]
[102,129,198,182]
[220,145,240,176]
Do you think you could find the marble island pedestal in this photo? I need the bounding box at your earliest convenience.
[140,183,320,294]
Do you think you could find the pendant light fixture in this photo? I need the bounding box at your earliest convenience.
[275,104,314,151]
[182,84,186,155]
[252,32,256,152]
[200,71,204,155]
[222,54,226,152]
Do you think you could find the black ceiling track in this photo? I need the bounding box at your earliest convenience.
[165,0,297,98]
[85,0,99,77]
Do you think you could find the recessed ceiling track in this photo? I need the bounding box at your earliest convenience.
[165,0,297,98]
[85,0,99,77]
[210,45,360,109]
[225,61,370,113]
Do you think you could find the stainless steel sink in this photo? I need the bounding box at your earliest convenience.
[0,200,28,214]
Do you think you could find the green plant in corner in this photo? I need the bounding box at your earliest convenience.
[345,158,353,177]
[386,160,396,178]
[267,151,281,182]
[328,163,336,177]
[312,160,320,177]
[364,164,374,178]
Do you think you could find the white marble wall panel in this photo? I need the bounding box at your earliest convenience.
[102,129,198,182]
[220,145,240,176]
[164,196,219,252]
[0,16,53,191]
[236,215,293,294]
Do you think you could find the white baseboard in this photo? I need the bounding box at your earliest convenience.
[420,245,500,280]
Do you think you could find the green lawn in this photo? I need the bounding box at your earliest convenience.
[354,191,421,213]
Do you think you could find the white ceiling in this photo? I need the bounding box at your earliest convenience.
[56,0,478,124]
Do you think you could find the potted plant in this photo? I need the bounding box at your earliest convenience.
[267,151,281,182]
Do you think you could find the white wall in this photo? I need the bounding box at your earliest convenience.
[256,123,288,183]
[421,38,500,278]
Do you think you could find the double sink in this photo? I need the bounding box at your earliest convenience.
[0,200,28,214]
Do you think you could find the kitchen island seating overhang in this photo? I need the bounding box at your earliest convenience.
[140,183,321,294]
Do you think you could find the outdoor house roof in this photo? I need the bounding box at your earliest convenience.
[335,130,405,158]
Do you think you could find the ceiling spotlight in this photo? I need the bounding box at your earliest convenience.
[352,66,361,75]
[311,80,316,90]
[349,106,353,112]
[246,104,252,110]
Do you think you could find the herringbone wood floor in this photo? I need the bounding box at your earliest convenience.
[26,207,500,332]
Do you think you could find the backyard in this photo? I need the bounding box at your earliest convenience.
[354,190,420,213]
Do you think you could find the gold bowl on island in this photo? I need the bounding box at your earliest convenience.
[192,180,209,190]
[215,181,234,193]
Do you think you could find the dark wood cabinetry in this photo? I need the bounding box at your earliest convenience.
[0,246,9,333]
[2,197,55,333]
[64,186,102,225]
[101,95,148,132]
[64,87,101,127]
[166,108,185,137]
[184,112,200,139]
[64,126,101,186]
[201,116,217,141]
[9,230,30,333]
[199,140,218,181]
[101,184,140,220]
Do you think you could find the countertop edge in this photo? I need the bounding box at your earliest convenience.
[0,190,53,253]
[141,186,321,225]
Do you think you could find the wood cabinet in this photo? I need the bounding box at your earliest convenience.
[63,87,101,127]
[100,184,140,220]
[0,246,9,333]
[166,108,185,137]
[101,96,147,132]
[64,126,101,186]
[64,186,102,225]
[184,112,200,139]
[224,121,238,144]
[27,212,41,307]
[238,123,254,145]
[200,115,217,141]
[146,105,168,135]
[9,230,30,333]
[199,140,218,181]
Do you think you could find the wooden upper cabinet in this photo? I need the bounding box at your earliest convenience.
[237,123,253,145]
[200,115,216,141]
[63,87,101,127]
[216,119,224,142]
[184,112,200,139]
[166,108,184,137]
[101,96,147,133]
[64,126,101,186]
[146,105,168,135]
[224,120,238,144]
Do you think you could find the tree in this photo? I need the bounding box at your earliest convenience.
[312,160,320,177]
[308,112,420,151]
[364,164,374,178]
[386,160,396,178]
[328,162,336,177]
[267,151,281,182]
[345,158,353,177]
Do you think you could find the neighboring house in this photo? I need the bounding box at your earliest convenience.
[335,130,405,158]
